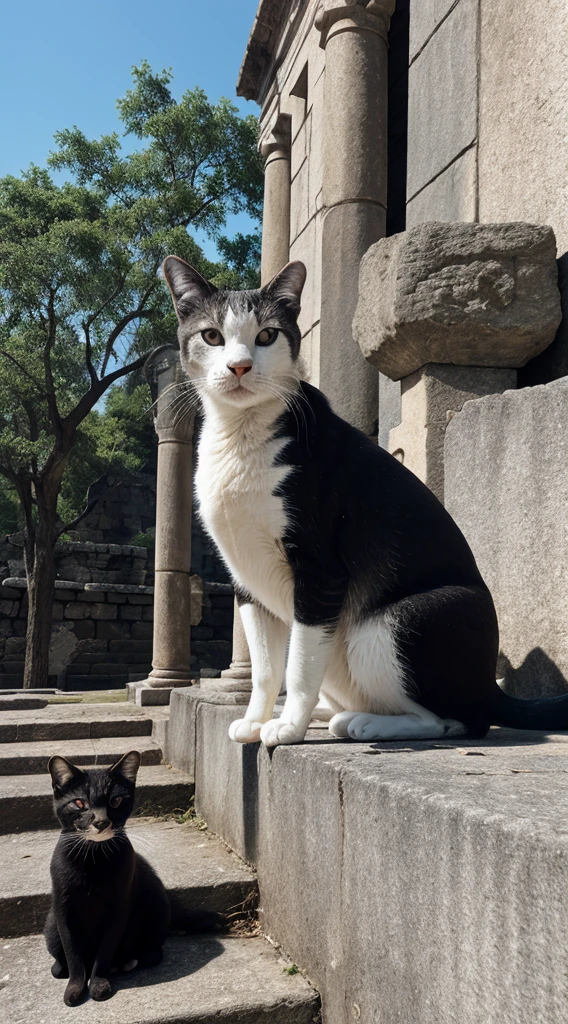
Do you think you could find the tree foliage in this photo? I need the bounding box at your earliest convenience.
[0,62,263,686]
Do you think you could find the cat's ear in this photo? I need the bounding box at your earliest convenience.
[48,756,83,790]
[162,256,217,320]
[110,750,141,784]
[261,261,306,312]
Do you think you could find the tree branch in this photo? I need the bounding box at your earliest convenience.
[44,288,63,442]
[81,321,99,387]
[63,353,147,436]
[100,298,155,378]
[0,350,46,392]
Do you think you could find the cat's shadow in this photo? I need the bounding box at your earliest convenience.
[107,933,225,993]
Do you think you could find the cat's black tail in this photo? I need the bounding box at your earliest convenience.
[490,685,568,731]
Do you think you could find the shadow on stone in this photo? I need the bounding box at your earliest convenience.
[241,743,259,865]
[500,647,568,699]
[111,934,225,992]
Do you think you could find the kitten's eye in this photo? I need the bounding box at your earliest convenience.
[74,799,88,810]
[201,328,224,346]
[255,327,278,346]
[109,796,122,808]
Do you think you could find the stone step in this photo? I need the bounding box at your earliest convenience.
[0,703,161,743]
[0,735,163,775]
[0,819,257,937]
[0,764,194,834]
[0,933,319,1024]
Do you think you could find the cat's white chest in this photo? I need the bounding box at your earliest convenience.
[196,422,294,623]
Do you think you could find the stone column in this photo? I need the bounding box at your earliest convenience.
[131,346,195,705]
[260,113,292,285]
[316,0,395,437]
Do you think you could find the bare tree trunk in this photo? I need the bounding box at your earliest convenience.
[23,528,57,689]
[22,477,60,691]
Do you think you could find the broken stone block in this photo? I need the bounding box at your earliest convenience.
[354,221,561,380]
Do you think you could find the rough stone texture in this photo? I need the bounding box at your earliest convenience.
[478,0,568,257]
[0,819,257,937]
[407,0,478,200]
[445,378,568,698]
[354,222,562,380]
[378,373,401,449]
[406,145,477,228]
[176,689,568,1024]
[409,0,461,60]
[167,686,249,794]
[387,364,516,502]
[0,933,318,1024]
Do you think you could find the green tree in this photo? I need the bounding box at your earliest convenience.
[0,62,263,687]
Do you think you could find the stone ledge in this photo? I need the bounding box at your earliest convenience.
[175,686,568,1024]
[2,578,155,595]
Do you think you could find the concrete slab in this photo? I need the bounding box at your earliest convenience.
[179,686,568,1024]
[0,765,194,834]
[0,819,257,937]
[0,933,319,1024]
[0,735,163,775]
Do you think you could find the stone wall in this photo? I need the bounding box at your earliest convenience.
[445,378,568,698]
[75,465,158,545]
[406,0,568,253]
[0,535,233,689]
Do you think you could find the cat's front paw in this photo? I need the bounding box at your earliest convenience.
[64,979,87,1006]
[260,720,306,747]
[228,718,263,743]
[89,976,113,1001]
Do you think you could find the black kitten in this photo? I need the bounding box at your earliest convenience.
[45,751,170,1005]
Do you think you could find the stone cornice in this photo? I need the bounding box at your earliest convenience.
[237,0,306,103]
[315,0,395,48]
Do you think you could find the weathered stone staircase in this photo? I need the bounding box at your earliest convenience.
[0,698,319,1023]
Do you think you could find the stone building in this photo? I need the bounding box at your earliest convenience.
[223,0,567,700]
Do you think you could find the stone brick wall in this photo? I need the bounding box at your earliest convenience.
[75,465,158,545]
[0,534,233,689]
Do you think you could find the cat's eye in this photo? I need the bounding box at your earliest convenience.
[74,799,88,810]
[109,795,122,808]
[255,327,278,346]
[201,328,224,346]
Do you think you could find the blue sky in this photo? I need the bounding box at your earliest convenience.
[0,0,260,260]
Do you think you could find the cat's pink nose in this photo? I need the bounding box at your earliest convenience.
[228,363,252,379]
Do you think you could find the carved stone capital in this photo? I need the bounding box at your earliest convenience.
[145,345,195,443]
[315,0,395,48]
[260,112,292,162]
[353,222,562,380]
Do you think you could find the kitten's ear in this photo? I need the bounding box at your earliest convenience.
[110,750,141,784]
[48,756,82,790]
[262,261,306,312]
[162,255,217,320]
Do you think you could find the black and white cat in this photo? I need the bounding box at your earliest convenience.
[45,752,170,1005]
[163,255,568,747]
